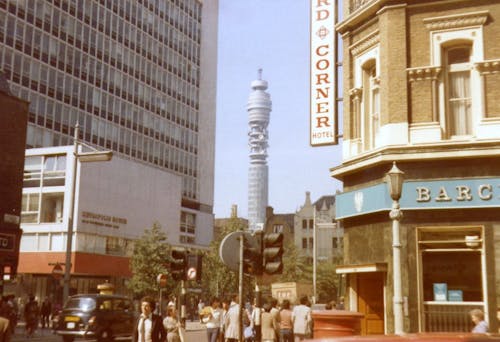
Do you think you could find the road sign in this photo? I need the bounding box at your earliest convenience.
[219,231,261,272]
[187,267,197,280]
[52,263,64,280]
[157,273,168,287]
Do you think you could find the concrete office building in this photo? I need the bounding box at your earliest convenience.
[331,0,500,335]
[0,0,218,296]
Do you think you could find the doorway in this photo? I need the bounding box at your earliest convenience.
[357,272,385,335]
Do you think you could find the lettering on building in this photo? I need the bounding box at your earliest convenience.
[81,211,128,229]
[310,0,337,146]
[416,184,496,203]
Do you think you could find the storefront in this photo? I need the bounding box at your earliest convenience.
[335,169,499,334]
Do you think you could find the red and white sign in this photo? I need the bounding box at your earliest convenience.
[310,0,337,146]
[187,267,197,280]
[52,263,64,280]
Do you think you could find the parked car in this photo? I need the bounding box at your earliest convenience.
[55,294,135,342]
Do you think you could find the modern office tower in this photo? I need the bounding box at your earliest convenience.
[247,69,271,231]
[0,1,217,242]
[0,0,218,296]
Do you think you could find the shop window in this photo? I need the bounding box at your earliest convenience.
[417,226,485,332]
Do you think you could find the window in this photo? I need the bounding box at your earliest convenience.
[308,219,313,229]
[332,237,338,249]
[302,219,307,229]
[362,60,379,149]
[302,238,307,249]
[445,45,472,137]
[40,193,64,223]
[21,193,39,223]
[417,226,485,332]
[273,224,283,233]
[180,211,195,234]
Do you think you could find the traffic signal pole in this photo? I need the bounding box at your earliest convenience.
[181,279,186,327]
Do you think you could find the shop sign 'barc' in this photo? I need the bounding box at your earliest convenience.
[310,0,337,146]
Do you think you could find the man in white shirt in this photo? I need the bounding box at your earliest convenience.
[292,295,312,341]
[133,296,166,342]
[224,294,240,342]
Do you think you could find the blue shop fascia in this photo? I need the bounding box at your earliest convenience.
[334,173,500,334]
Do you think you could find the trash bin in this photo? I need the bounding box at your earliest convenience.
[312,310,364,338]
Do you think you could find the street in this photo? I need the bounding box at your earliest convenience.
[11,321,207,342]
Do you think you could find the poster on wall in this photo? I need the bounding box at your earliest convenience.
[433,283,448,301]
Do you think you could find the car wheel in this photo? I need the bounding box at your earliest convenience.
[62,336,75,342]
[97,329,114,342]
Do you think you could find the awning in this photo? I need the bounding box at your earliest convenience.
[336,263,387,274]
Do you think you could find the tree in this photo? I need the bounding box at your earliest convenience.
[201,218,255,301]
[128,222,171,298]
[316,260,339,303]
[280,240,311,283]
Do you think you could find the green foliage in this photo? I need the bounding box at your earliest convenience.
[201,218,255,301]
[128,222,172,298]
[281,240,311,282]
[316,260,340,303]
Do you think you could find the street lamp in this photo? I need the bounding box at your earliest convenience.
[63,124,112,303]
[386,161,404,334]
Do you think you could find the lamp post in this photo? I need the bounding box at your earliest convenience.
[386,162,404,334]
[63,124,113,303]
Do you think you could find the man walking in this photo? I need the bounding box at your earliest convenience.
[133,296,166,342]
[224,294,240,342]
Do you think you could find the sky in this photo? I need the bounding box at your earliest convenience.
[213,0,343,218]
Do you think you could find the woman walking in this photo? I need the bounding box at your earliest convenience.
[202,298,223,342]
[163,306,181,342]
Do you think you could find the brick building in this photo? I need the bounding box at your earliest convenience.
[0,72,28,290]
[332,0,500,335]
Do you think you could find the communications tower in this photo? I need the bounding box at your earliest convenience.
[247,69,272,231]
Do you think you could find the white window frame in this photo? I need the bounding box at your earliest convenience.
[430,27,484,139]
[354,46,380,152]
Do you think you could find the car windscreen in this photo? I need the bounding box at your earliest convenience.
[64,297,97,311]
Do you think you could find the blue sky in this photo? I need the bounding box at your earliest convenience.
[214,0,343,218]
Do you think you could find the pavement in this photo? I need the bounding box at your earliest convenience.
[11,320,206,341]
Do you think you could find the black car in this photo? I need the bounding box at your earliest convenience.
[55,294,135,342]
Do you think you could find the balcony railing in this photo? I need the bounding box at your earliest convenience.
[423,301,483,332]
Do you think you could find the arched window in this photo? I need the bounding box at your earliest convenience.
[444,45,472,137]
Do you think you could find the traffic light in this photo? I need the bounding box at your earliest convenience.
[186,254,202,282]
[263,232,283,275]
[243,234,263,276]
[170,249,188,281]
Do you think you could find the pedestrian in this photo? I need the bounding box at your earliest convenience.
[224,294,240,342]
[198,299,205,322]
[24,295,39,338]
[279,299,293,342]
[470,309,489,333]
[202,297,223,342]
[220,298,230,342]
[133,296,166,342]
[163,306,181,342]
[40,296,52,329]
[0,297,12,342]
[261,303,278,342]
[269,298,281,339]
[291,295,312,341]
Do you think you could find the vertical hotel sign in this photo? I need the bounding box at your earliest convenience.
[310,0,337,146]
